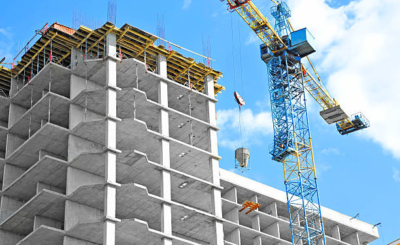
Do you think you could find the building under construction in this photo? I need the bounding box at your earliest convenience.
[0,22,379,245]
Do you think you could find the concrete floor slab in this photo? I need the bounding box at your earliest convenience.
[222,198,291,240]
[3,156,67,201]
[12,63,71,108]
[68,182,215,243]
[73,86,214,152]
[17,225,65,245]
[9,92,70,138]
[67,218,200,245]
[223,219,291,245]
[69,149,214,212]
[0,190,66,235]
[72,58,215,123]
[126,58,217,121]
[7,123,69,168]
[129,88,213,151]
[71,117,215,181]
[221,176,376,245]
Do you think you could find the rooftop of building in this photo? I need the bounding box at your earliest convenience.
[219,168,380,244]
[0,22,225,96]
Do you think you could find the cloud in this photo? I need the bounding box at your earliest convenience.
[316,162,332,178]
[285,0,400,160]
[217,108,273,150]
[393,168,400,182]
[0,28,14,64]
[246,33,259,46]
[182,0,192,9]
[321,148,341,156]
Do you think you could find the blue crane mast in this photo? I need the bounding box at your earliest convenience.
[262,3,326,244]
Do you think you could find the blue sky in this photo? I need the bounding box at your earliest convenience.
[1,0,399,243]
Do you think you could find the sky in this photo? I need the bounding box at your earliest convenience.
[1,0,399,243]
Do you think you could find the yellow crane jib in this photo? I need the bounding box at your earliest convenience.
[222,0,286,52]
[223,0,369,135]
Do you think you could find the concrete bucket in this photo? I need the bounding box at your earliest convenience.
[235,148,250,168]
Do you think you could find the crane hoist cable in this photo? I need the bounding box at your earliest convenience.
[230,16,250,172]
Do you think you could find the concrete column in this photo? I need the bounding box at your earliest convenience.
[222,187,238,203]
[157,54,172,245]
[33,215,63,230]
[263,201,278,217]
[332,225,341,240]
[103,32,119,245]
[227,228,241,245]
[264,222,280,238]
[205,75,224,245]
[343,232,360,245]
[250,195,263,245]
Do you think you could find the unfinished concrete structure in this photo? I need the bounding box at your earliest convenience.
[0,23,379,245]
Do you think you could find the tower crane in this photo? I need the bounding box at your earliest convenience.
[220,0,370,245]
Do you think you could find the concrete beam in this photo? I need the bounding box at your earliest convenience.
[36,182,64,195]
[33,215,63,230]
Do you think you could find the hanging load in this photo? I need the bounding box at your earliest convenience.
[235,148,250,168]
[234,91,245,107]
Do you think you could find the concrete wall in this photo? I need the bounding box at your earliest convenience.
[0,196,23,223]
[64,200,103,231]
[0,230,23,245]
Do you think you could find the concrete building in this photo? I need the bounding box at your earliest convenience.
[0,23,379,245]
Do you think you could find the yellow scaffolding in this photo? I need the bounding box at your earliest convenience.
[6,22,224,96]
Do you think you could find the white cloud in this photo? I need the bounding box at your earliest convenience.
[322,148,341,156]
[217,108,273,150]
[285,0,400,160]
[315,162,332,178]
[246,33,259,46]
[393,168,400,182]
[182,0,192,9]
[0,28,14,65]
